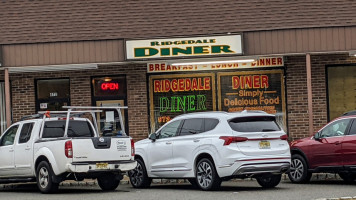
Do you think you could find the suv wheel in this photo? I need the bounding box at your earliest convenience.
[195,158,221,191]
[36,161,59,193]
[338,172,356,183]
[288,154,312,183]
[128,159,152,188]
[256,174,281,188]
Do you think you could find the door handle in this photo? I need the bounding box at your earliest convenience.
[166,142,172,145]
[25,147,31,150]
[193,139,200,143]
[335,141,341,145]
[9,149,14,152]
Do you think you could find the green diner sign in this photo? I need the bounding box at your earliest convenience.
[126,35,242,60]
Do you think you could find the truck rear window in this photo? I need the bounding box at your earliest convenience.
[42,120,94,138]
[228,116,281,132]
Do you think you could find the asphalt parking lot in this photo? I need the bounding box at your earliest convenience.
[1,177,356,200]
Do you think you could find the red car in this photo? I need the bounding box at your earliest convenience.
[288,111,356,183]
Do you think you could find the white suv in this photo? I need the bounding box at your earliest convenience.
[129,111,290,190]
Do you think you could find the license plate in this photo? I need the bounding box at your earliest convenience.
[96,163,108,169]
[259,141,271,149]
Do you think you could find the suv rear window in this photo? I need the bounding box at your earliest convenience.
[42,120,94,138]
[228,116,281,132]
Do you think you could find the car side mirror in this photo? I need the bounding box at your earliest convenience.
[149,133,157,142]
[314,132,321,141]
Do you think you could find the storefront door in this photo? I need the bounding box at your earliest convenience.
[91,76,128,136]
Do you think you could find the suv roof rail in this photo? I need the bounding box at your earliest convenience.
[342,110,356,116]
[241,110,267,114]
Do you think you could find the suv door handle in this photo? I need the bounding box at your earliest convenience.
[166,142,172,145]
[25,147,31,150]
[335,141,341,145]
[193,139,200,142]
[9,149,14,152]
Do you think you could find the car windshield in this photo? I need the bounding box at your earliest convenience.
[229,116,281,132]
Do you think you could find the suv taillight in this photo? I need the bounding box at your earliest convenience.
[219,136,248,146]
[280,134,288,140]
[65,140,73,158]
[131,138,135,157]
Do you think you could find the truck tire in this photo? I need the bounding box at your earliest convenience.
[128,159,152,188]
[36,161,59,193]
[97,173,120,191]
[195,158,221,191]
[256,174,281,188]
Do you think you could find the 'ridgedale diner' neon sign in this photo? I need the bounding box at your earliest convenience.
[101,82,119,91]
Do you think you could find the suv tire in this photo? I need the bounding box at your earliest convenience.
[97,173,120,191]
[338,172,356,183]
[195,158,221,191]
[36,161,59,194]
[129,159,152,188]
[256,174,281,188]
[288,154,312,183]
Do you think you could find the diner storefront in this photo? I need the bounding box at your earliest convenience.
[0,1,356,141]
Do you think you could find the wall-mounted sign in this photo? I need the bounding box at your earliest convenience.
[149,73,216,132]
[217,70,286,130]
[147,57,284,73]
[126,35,242,60]
[101,82,119,91]
[93,76,126,97]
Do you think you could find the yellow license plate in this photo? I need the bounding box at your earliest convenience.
[259,141,271,149]
[96,163,108,169]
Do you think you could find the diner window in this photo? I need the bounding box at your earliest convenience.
[35,78,70,112]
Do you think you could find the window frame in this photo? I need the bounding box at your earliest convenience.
[18,122,35,144]
[0,124,19,146]
[156,120,183,139]
[319,118,352,138]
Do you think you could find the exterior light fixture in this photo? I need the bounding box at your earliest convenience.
[171,59,256,66]
[349,50,356,57]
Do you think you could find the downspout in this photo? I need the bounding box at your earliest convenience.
[4,68,11,128]
[306,54,314,135]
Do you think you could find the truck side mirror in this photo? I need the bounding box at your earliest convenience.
[149,133,157,142]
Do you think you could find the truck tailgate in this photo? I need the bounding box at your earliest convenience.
[71,137,132,162]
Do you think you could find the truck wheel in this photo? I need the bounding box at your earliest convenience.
[256,174,281,188]
[36,161,59,193]
[195,158,221,191]
[128,159,151,188]
[97,173,120,191]
[288,154,312,183]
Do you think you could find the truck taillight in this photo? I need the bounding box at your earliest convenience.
[65,140,73,158]
[131,139,135,157]
[219,136,248,146]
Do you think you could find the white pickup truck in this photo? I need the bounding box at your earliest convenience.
[0,106,136,193]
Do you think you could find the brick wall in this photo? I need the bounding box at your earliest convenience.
[9,64,149,141]
[4,53,356,141]
[285,53,356,140]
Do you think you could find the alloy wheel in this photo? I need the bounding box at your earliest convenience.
[197,161,213,188]
[290,158,304,180]
[39,167,49,189]
[130,162,144,186]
